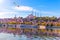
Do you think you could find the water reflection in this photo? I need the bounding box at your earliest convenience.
[0,33,60,40]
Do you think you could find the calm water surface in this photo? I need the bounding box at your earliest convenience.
[0,33,60,40]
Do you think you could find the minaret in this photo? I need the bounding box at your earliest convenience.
[14,15,17,28]
[32,10,33,16]
[35,11,36,17]
[38,13,40,17]
[39,10,41,17]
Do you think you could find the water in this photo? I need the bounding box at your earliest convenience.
[0,33,60,40]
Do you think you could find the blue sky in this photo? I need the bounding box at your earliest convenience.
[0,0,60,18]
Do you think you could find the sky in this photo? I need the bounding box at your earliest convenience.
[0,0,60,18]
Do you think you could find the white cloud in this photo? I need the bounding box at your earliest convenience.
[0,12,17,18]
[0,12,16,15]
[14,6,33,11]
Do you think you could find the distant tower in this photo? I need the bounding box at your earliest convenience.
[38,13,39,17]
[14,15,17,19]
[35,11,36,17]
[40,12,41,17]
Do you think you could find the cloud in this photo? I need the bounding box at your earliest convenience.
[0,12,16,15]
[0,5,58,18]
[0,12,17,18]
[14,6,33,11]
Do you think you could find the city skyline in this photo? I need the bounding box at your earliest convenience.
[0,0,60,18]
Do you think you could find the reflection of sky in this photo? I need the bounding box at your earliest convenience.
[0,33,60,40]
[0,33,20,40]
[0,33,31,40]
